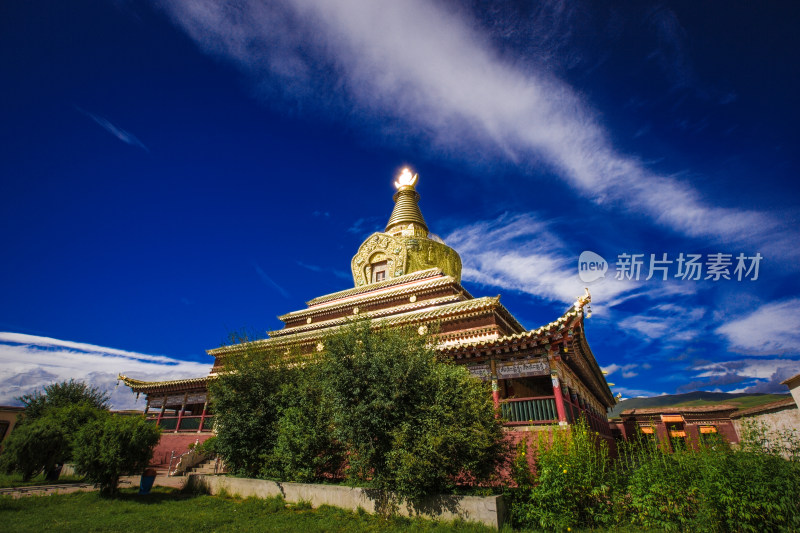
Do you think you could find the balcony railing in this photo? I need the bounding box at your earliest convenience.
[144,414,214,432]
[500,396,558,425]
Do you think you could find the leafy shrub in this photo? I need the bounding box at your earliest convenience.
[209,335,341,481]
[511,422,800,532]
[268,372,343,483]
[195,436,218,455]
[511,418,618,531]
[72,414,161,495]
[321,321,505,504]
[18,379,109,420]
[211,321,504,501]
[0,404,105,480]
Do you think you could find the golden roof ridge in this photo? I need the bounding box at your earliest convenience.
[208,296,502,357]
[279,275,471,321]
[305,268,444,307]
[118,374,209,392]
[270,293,464,336]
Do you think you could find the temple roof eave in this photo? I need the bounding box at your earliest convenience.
[118,374,211,393]
[209,295,505,357]
[303,268,446,307]
[278,272,472,322]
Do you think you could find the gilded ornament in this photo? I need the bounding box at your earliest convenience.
[353,307,359,315]
[306,317,312,324]
[316,342,324,352]
[409,295,417,303]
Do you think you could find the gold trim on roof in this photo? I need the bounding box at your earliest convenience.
[271,293,465,336]
[209,296,504,357]
[118,374,210,392]
[280,275,472,322]
[306,268,444,307]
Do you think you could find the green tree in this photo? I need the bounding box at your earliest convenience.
[0,403,106,481]
[209,337,341,480]
[510,418,619,531]
[72,414,160,496]
[321,321,505,504]
[207,341,293,477]
[18,379,109,420]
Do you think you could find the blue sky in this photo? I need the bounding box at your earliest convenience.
[1,1,799,409]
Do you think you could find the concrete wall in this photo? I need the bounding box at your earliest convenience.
[187,475,506,529]
[733,407,800,454]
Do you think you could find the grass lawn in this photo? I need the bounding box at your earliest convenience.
[0,487,499,533]
[0,473,87,489]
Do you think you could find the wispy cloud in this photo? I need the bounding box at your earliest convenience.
[296,261,351,281]
[445,213,639,305]
[75,106,149,151]
[253,263,290,298]
[681,357,800,394]
[0,332,209,409]
[602,363,639,379]
[613,386,668,399]
[158,0,793,256]
[716,298,800,356]
[347,216,383,237]
[618,303,705,342]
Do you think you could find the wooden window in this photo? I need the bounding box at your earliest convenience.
[371,261,388,283]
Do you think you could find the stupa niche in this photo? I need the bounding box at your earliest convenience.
[350,168,462,286]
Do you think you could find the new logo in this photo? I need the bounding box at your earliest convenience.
[578,251,607,283]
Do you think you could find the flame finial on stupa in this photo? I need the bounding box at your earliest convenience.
[395,168,418,189]
[386,167,428,234]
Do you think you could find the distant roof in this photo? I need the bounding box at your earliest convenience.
[781,372,800,388]
[731,397,797,418]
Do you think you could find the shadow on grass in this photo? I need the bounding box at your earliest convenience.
[104,487,199,505]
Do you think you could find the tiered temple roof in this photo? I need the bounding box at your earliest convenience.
[120,168,615,428]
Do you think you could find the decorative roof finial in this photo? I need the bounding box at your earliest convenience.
[395,167,418,189]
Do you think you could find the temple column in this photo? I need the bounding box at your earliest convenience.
[175,392,188,433]
[198,398,209,433]
[156,394,167,427]
[550,369,568,425]
[489,358,500,410]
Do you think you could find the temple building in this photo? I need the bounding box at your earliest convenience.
[120,169,616,468]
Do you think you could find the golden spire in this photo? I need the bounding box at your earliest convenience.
[385,168,428,234]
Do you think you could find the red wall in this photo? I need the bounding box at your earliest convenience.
[150,433,213,470]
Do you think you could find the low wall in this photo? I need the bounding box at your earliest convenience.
[187,475,506,529]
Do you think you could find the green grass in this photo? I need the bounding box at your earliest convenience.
[0,473,86,489]
[671,394,789,409]
[0,487,498,533]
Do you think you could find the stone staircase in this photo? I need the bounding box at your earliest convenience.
[184,456,225,476]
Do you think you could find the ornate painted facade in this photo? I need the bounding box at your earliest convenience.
[121,168,615,443]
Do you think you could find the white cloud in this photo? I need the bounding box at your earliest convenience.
[716,298,800,356]
[618,303,705,341]
[444,213,638,304]
[158,0,793,255]
[75,106,149,151]
[602,363,638,378]
[613,386,668,399]
[689,357,800,394]
[0,333,210,410]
